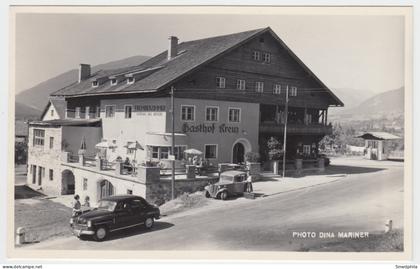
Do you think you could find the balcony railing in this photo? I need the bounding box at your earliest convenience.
[259,122,332,135]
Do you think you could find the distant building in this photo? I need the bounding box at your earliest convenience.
[26,27,344,202]
[357,132,401,161]
[15,120,28,143]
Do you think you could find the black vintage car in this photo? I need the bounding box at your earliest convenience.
[70,195,160,241]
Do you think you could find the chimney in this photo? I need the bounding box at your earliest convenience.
[78,64,91,82]
[167,36,178,60]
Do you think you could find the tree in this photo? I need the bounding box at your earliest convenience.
[267,137,283,160]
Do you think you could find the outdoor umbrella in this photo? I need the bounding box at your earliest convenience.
[95,141,117,160]
[124,141,144,161]
[184,148,203,155]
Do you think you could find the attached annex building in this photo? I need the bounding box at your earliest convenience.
[27,27,343,202]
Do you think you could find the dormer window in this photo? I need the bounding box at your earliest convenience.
[92,80,99,87]
[127,77,135,84]
[110,78,117,86]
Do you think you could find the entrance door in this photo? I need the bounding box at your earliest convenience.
[232,143,245,164]
[32,165,36,184]
[99,180,114,199]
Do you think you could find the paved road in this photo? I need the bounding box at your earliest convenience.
[28,161,403,251]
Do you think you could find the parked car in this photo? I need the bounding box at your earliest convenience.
[204,170,252,200]
[70,195,160,241]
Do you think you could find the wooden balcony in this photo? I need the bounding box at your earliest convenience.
[259,122,333,135]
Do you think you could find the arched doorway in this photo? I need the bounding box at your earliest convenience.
[98,180,114,199]
[61,170,75,195]
[232,143,245,164]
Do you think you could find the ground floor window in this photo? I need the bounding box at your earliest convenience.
[303,145,311,156]
[83,178,88,191]
[148,146,186,160]
[49,169,53,181]
[205,144,217,159]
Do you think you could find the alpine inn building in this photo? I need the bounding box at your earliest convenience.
[26,27,344,203]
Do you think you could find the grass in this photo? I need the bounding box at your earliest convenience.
[159,191,210,216]
[302,230,404,252]
[14,198,73,245]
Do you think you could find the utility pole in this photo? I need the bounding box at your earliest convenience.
[282,85,289,178]
[170,86,175,200]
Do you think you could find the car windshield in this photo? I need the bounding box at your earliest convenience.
[97,200,117,212]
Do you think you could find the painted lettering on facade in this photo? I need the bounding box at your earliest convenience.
[182,123,239,134]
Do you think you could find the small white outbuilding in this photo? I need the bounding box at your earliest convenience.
[357,132,401,161]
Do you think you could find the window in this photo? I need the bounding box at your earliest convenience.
[49,137,54,149]
[33,129,45,146]
[127,77,135,84]
[75,107,81,118]
[124,105,132,119]
[105,106,115,118]
[50,109,54,117]
[92,80,98,87]
[83,178,88,191]
[151,146,159,159]
[216,77,226,88]
[273,84,282,95]
[110,78,117,85]
[160,147,169,159]
[290,86,298,96]
[255,82,264,93]
[303,145,311,156]
[149,146,186,160]
[263,52,271,63]
[85,106,90,119]
[49,169,53,181]
[236,79,246,90]
[228,108,241,123]
[205,107,218,122]
[173,146,186,160]
[181,105,195,121]
[204,145,217,159]
[252,50,261,61]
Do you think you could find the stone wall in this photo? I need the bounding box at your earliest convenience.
[145,177,219,205]
[27,126,63,195]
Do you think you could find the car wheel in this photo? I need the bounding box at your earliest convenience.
[204,191,210,198]
[220,191,228,200]
[94,226,108,241]
[144,217,154,229]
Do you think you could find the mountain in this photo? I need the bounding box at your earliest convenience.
[330,87,404,121]
[15,102,42,120]
[331,88,376,110]
[15,55,150,112]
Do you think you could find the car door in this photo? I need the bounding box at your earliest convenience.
[130,199,148,225]
[112,200,135,230]
[232,174,246,193]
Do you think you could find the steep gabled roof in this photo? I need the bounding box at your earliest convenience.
[40,98,67,119]
[51,27,343,106]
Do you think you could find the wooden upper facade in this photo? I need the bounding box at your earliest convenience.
[53,27,343,116]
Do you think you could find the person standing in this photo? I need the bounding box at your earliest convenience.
[72,194,82,217]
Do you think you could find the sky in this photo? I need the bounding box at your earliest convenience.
[14,12,405,94]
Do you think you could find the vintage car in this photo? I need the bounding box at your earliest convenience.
[204,170,252,200]
[70,195,160,241]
